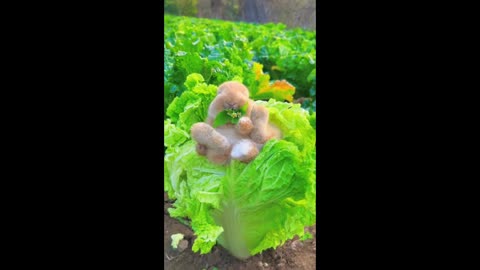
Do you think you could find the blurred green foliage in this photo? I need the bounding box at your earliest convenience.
[165,0,198,16]
[164,15,316,116]
[166,0,316,30]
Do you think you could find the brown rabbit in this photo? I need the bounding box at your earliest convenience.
[190,81,281,165]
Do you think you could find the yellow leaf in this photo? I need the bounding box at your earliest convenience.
[271,65,282,71]
[250,62,295,102]
[270,80,295,91]
[257,80,295,102]
[253,62,264,81]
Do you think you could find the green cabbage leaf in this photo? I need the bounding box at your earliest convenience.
[164,73,316,258]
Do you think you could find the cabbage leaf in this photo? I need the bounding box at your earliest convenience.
[164,73,316,258]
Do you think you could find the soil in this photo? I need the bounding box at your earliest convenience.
[164,192,316,270]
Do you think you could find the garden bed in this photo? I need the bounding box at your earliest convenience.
[164,192,316,270]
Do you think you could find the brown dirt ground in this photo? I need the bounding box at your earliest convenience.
[164,192,316,270]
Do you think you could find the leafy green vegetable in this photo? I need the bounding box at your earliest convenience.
[247,62,296,102]
[171,233,185,249]
[300,232,313,241]
[164,14,316,118]
[213,103,248,128]
[166,73,217,132]
[164,74,316,259]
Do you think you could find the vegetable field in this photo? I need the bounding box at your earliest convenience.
[164,15,316,270]
[164,14,316,116]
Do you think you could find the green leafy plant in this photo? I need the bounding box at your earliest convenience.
[171,233,185,249]
[164,74,316,259]
[164,15,316,116]
[213,103,248,127]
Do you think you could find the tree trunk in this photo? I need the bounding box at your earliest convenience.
[197,0,212,18]
[239,0,267,23]
[211,0,225,19]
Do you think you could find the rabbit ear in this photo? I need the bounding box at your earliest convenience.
[217,82,230,95]
[238,84,250,98]
[217,86,225,95]
[217,82,250,97]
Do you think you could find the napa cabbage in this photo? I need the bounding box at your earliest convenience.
[164,73,316,259]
